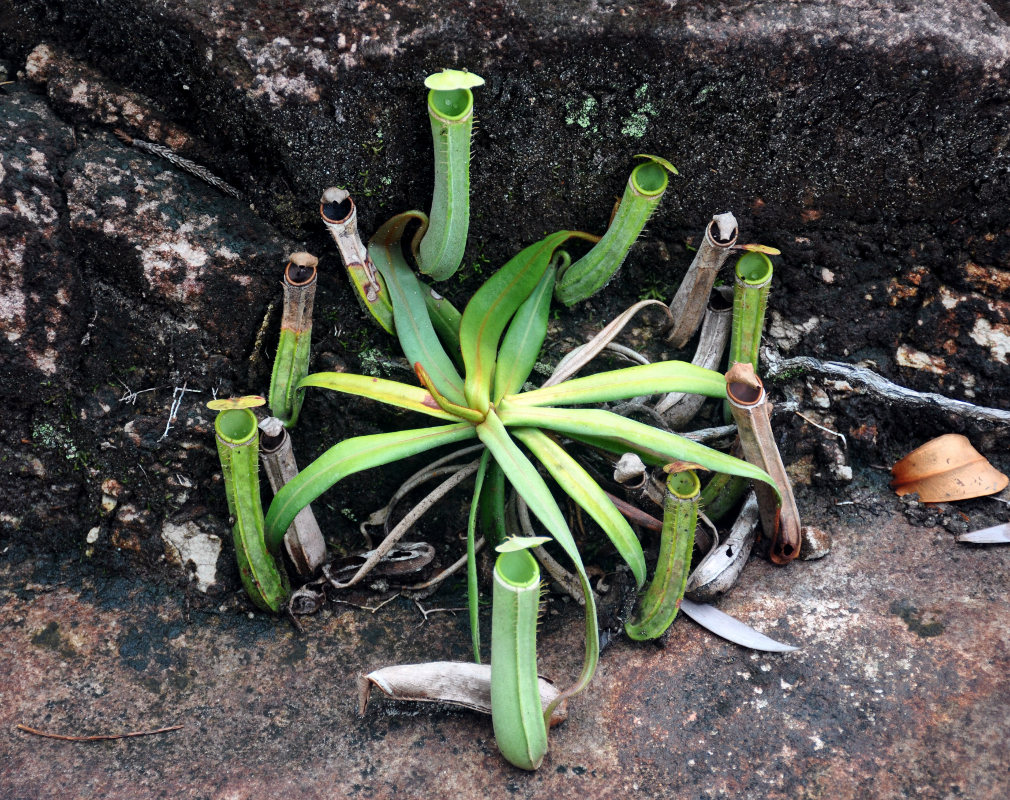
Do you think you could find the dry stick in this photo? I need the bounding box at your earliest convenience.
[794,411,848,449]
[543,300,673,387]
[328,461,479,589]
[683,424,738,447]
[259,417,326,578]
[412,599,469,622]
[656,290,733,424]
[16,723,183,742]
[403,537,486,592]
[667,212,738,347]
[725,363,802,564]
[762,347,1010,426]
[603,342,652,366]
[604,491,663,533]
[362,444,486,542]
[332,595,400,614]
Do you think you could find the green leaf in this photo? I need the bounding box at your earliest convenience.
[370,211,467,406]
[419,87,476,279]
[422,283,463,364]
[264,423,477,551]
[298,372,459,421]
[461,231,578,413]
[513,428,645,588]
[496,402,781,502]
[493,266,556,402]
[467,450,491,663]
[554,162,668,306]
[268,327,306,426]
[491,547,547,770]
[215,410,289,612]
[475,410,598,721]
[507,361,726,408]
[479,460,507,546]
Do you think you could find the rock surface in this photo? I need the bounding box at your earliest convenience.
[3,481,1010,799]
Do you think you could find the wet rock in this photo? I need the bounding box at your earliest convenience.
[798,525,832,560]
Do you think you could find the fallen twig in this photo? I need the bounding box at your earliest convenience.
[413,599,468,624]
[328,461,479,589]
[332,594,400,614]
[16,723,183,742]
[763,348,1010,426]
[403,537,486,593]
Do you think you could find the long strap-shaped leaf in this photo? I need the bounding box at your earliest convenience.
[467,450,491,662]
[298,372,458,421]
[264,423,476,551]
[493,266,556,402]
[479,459,507,546]
[370,211,467,406]
[461,231,587,412]
[422,282,464,365]
[475,410,598,723]
[496,402,781,501]
[513,428,646,588]
[507,361,726,408]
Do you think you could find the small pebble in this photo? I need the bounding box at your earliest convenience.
[799,525,831,560]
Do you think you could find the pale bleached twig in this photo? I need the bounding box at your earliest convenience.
[328,461,479,590]
[762,347,1010,427]
[159,383,201,441]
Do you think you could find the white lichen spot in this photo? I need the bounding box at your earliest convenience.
[0,241,27,336]
[13,189,58,226]
[809,735,825,751]
[820,268,835,283]
[939,285,963,309]
[162,521,221,592]
[216,244,240,261]
[24,44,55,80]
[140,238,209,303]
[970,318,1010,364]
[895,343,949,375]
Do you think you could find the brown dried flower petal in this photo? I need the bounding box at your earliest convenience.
[890,434,1008,502]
